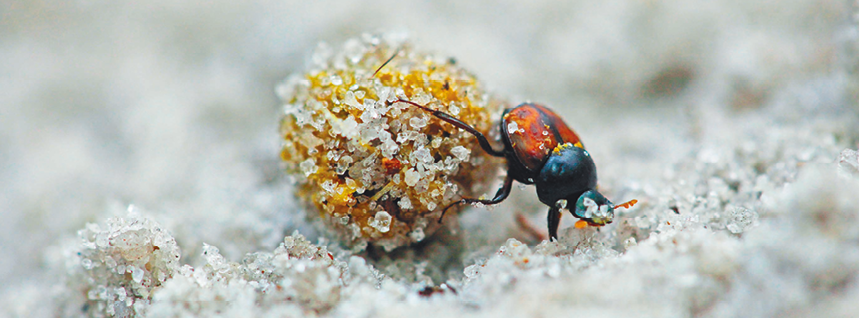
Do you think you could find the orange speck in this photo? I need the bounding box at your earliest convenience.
[575,220,589,229]
[378,73,394,83]
[382,158,402,174]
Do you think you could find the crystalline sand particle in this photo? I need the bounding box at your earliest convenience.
[115,288,127,302]
[362,101,380,118]
[344,91,360,108]
[104,255,116,268]
[838,148,859,174]
[95,232,109,248]
[451,145,470,161]
[398,197,412,210]
[413,146,432,163]
[338,215,350,225]
[79,258,97,272]
[409,116,427,128]
[413,92,432,105]
[507,121,518,133]
[321,180,337,193]
[431,136,442,148]
[463,264,482,279]
[397,130,419,143]
[341,117,358,137]
[369,211,392,233]
[131,267,144,283]
[381,139,399,158]
[299,159,317,176]
[360,125,379,141]
[410,227,425,242]
[624,237,638,248]
[326,150,340,161]
[449,103,460,115]
[404,168,420,186]
[377,86,391,102]
[336,156,353,175]
[726,207,759,234]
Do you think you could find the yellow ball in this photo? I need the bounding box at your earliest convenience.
[278,34,505,251]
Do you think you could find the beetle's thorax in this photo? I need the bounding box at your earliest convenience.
[534,143,598,207]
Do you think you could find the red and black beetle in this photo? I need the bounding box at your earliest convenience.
[393,99,636,241]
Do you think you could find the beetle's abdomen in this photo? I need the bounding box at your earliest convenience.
[502,104,583,172]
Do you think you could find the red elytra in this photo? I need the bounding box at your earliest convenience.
[501,104,584,178]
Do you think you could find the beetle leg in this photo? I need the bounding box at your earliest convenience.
[438,175,514,223]
[547,206,561,241]
[393,99,506,157]
[515,213,548,242]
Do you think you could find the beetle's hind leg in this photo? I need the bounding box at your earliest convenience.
[515,213,548,242]
[392,99,506,157]
[438,175,514,223]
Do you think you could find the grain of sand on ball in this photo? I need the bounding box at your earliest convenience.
[278,34,506,251]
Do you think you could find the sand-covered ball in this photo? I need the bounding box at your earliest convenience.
[277,33,506,251]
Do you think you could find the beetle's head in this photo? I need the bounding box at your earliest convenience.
[571,189,614,226]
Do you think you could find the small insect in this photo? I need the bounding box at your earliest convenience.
[393,99,636,241]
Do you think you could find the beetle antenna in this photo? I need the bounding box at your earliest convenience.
[373,46,402,77]
[613,199,638,210]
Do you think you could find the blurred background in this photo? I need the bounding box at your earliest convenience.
[1,0,856,301]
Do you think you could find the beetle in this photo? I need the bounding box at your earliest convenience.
[392,99,636,241]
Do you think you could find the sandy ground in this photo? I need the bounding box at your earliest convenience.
[2,1,859,317]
